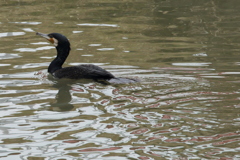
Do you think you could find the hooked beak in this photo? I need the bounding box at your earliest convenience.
[36,32,54,44]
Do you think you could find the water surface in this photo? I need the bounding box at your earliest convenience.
[0,0,240,159]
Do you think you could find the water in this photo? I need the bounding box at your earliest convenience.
[0,0,240,159]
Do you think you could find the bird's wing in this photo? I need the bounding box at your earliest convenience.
[53,64,115,79]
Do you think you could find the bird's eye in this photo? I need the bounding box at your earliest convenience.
[48,34,53,38]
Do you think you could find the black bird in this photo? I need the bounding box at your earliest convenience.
[36,32,138,84]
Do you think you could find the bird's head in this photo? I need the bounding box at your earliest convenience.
[36,32,70,48]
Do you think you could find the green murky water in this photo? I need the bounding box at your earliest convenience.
[0,1,240,159]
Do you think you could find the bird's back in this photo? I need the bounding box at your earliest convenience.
[52,64,115,80]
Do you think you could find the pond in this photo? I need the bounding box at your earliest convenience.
[0,0,240,159]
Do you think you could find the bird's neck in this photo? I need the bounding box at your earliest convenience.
[48,45,70,74]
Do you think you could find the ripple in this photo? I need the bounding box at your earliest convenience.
[69,62,108,66]
[14,46,54,52]
[0,72,43,78]
[0,64,11,67]
[72,31,83,33]
[14,63,49,69]
[97,48,115,51]
[77,23,119,27]
[81,54,93,56]
[0,79,41,87]
[37,111,80,120]
[0,53,21,60]
[14,48,36,52]
[107,65,139,69]
[10,21,41,25]
[89,44,102,46]
[31,42,49,45]
[54,22,63,24]
[193,52,208,57]
[172,62,211,67]
[21,28,35,32]
[0,32,25,38]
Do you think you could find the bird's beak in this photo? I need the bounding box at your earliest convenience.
[36,32,54,44]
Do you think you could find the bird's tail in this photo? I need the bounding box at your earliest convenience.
[107,77,139,84]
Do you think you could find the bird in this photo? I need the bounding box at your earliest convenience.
[36,32,138,84]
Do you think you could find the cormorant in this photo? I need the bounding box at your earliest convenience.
[36,32,138,84]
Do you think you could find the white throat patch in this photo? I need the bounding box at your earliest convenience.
[52,38,58,47]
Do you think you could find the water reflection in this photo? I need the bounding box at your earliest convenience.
[49,82,74,112]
